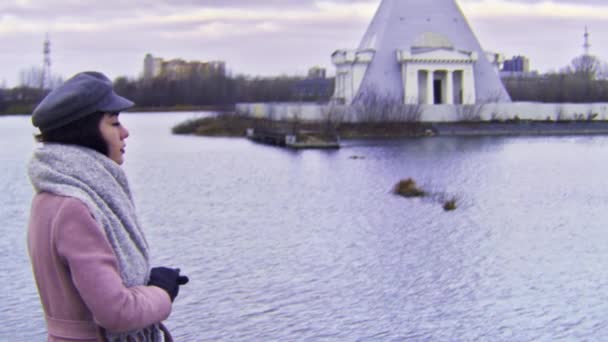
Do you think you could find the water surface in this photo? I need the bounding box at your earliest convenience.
[1,113,608,341]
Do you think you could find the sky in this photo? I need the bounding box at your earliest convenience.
[1,0,608,87]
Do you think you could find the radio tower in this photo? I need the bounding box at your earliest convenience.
[41,33,51,90]
[583,26,591,56]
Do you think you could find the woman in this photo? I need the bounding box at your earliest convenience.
[27,71,188,341]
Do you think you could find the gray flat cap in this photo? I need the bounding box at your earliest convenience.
[32,71,134,131]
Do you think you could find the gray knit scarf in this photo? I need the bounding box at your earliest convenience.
[28,143,162,342]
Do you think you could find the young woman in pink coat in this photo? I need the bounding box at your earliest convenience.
[27,71,189,341]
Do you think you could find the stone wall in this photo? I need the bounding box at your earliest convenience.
[235,102,608,123]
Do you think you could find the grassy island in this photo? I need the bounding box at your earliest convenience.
[171,113,433,139]
[393,178,426,198]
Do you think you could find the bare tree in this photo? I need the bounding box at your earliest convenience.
[353,86,406,122]
[19,67,44,89]
[455,91,502,122]
[455,104,483,122]
[555,105,567,121]
[352,88,425,123]
[563,54,605,80]
[18,66,63,90]
[393,101,423,122]
[290,103,302,135]
[320,103,345,136]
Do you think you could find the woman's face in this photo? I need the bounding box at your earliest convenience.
[99,113,129,165]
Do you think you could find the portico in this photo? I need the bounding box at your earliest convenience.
[397,47,477,105]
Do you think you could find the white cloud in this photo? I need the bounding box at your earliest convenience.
[461,0,608,19]
[314,1,376,19]
[135,5,372,26]
[0,2,374,38]
[256,21,281,33]
[0,15,40,34]
[1,0,608,86]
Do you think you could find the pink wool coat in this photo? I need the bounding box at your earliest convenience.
[27,192,172,341]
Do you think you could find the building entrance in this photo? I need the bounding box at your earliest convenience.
[433,80,442,104]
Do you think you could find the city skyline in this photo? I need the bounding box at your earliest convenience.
[1,0,607,87]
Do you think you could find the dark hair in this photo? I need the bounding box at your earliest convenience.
[35,111,112,156]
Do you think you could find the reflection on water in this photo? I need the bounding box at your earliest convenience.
[2,113,608,341]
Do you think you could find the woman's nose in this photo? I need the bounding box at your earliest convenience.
[121,127,130,139]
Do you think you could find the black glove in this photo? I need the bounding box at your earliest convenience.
[148,267,189,301]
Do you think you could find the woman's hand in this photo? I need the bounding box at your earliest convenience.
[148,267,189,301]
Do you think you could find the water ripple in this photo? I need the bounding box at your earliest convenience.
[3,114,608,341]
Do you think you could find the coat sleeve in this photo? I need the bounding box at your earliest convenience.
[54,197,172,333]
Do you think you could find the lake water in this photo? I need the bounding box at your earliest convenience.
[2,113,608,341]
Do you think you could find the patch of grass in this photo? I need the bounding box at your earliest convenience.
[172,115,253,136]
[393,178,425,197]
[1,103,35,115]
[133,105,234,113]
[171,118,205,134]
[443,198,457,211]
[337,122,431,138]
[172,114,434,139]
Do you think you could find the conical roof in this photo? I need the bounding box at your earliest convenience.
[356,0,511,102]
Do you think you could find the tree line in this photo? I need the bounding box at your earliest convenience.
[112,73,324,108]
[2,54,608,114]
[503,54,608,103]
[502,73,608,103]
[0,70,333,114]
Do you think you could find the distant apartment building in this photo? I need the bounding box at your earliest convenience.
[293,66,333,100]
[500,55,536,78]
[142,53,226,81]
[502,55,530,73]
[143,54,164,80]
[307,66,326,79]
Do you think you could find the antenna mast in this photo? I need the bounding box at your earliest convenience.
[583,26,591,56]
[42,33,51,90]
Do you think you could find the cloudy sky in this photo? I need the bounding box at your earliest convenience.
[1,0,608,86]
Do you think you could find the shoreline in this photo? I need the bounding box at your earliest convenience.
[431,121,608,137]
[0,105,234,116]
[172,115,608,139]
[130,105,234,113]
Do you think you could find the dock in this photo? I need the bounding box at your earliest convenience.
[246,128,340,149]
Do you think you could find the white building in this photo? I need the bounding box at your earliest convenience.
[332,0,511,105]
[143,54,163,80]
[142,54,226,81]
[308,66,327,79]
[236,0,608,123]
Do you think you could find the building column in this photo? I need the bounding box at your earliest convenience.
[426,69,434,105]
[347,66,354,103]
[399,63,411,103]
[462,69,476,104]
[446,70,454,105]
[338,74,345,101]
